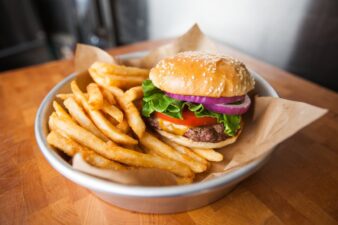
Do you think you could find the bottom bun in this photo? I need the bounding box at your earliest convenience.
[156,129,240,149]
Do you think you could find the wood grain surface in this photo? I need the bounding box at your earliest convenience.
[0,39,337,225]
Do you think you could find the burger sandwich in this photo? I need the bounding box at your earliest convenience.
[141,51,255,149]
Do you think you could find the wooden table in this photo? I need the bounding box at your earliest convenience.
[1,40,337,225]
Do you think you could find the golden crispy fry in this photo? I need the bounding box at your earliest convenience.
[47,129,125,170]
[91,61,149,77]
[102,84,124,97]
[102,100,123,123]
[123,86,143,102]
[116,117,130,133]
[47,130,77,156]
[140,132,207,173]
[104,74,144,89]
[56,93,89,100]
[161,138,209,167]
[63,97,108,141]
[101,87,116,104]
[120,98,146,138]
[90,74,145,138]
[88,110,138,145]
[101,85,145,138]
[48,112,58,131]
[107,140,117,147]
[71,81,138,145]
[89,68,144,89]
[191,148,223,162]
[49,114,193,177]
[175,176,194,185]
[56,93,73,100]
[81,151,126,170]
[87,83,103,109]
[53,101,73,121]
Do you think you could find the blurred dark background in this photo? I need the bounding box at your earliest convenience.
[0,0,337,91]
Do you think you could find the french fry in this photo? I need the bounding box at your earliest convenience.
[91,61,149,77]
[90,68,144,89]
[57,93,90,100]
[63,97,108,141]
[101,85,145,138]
[107,140,117,147]
[88,110,138,145]
[105,75,144,89]
[175,176,194,185]
[161,138,209,167]
[191,148,223,162]
[87,83,103,109]
[140,132,207,173]
[90,73,145,138]
[116,117,130,133]
[101,84,124,97]
[120,98,146,138]
[71,81,138,145]
[101,87,116,104]
[81,151,126,170]
[47,130,77,156]
[53,101,73,121]
[123,86,143,102]
[101,100,123,123]
[47,130,125,170]
[56,93,74,100]
[48,112,58,131]
[49,113,193,177]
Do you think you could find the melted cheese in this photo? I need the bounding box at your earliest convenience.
[157,117,190,135]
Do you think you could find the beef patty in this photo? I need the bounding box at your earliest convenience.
[147,116,229,143]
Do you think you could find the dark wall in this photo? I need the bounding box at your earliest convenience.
[287,0,338,90]
[0,0,52,71]
[112,0,148,45]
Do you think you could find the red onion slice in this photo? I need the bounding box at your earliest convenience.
[204,95,251,115]
[165,92,245,104]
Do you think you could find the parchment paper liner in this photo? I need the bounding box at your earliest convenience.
[71,24,327,186]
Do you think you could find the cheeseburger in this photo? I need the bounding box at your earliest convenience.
[141,51,255,149]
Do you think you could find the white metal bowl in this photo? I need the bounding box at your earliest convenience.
[35,52,278,213]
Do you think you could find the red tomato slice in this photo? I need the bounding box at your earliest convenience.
[155,110,217,126]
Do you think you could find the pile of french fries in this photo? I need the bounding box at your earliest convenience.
[47,61,224,184]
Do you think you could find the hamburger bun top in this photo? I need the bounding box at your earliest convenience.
[149,51,255,97]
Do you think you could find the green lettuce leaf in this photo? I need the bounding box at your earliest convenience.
[142,79,241,136]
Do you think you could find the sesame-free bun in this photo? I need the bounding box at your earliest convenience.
[156,129,240,149]
[149,51,255,97]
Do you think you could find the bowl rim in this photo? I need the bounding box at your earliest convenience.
[35,55,278,198]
